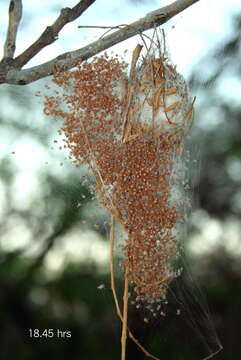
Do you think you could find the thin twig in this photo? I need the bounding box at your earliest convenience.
[201,347,223,360]
[0,0,200,85]
[3,0,22,59]
[78,25,123,29]
[121,267,129,360]
[122,44,143,143]
[109,215,123,320]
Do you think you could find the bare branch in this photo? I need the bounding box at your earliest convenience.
[1,0,200,85]
[3,0,22,59]
[13,0,96,69]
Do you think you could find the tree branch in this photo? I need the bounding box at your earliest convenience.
[0,0,200,85]
[13,0,96,69]
[3,0,22,59]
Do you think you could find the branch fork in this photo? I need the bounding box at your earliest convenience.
[0,0,200,85]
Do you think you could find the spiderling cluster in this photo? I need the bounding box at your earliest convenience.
[43,40,193,316]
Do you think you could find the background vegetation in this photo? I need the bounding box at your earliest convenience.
[0,11,240,360]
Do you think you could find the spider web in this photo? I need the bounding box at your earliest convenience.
[110,138,222,360]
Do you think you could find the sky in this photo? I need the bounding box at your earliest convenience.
[0,0,241,273]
